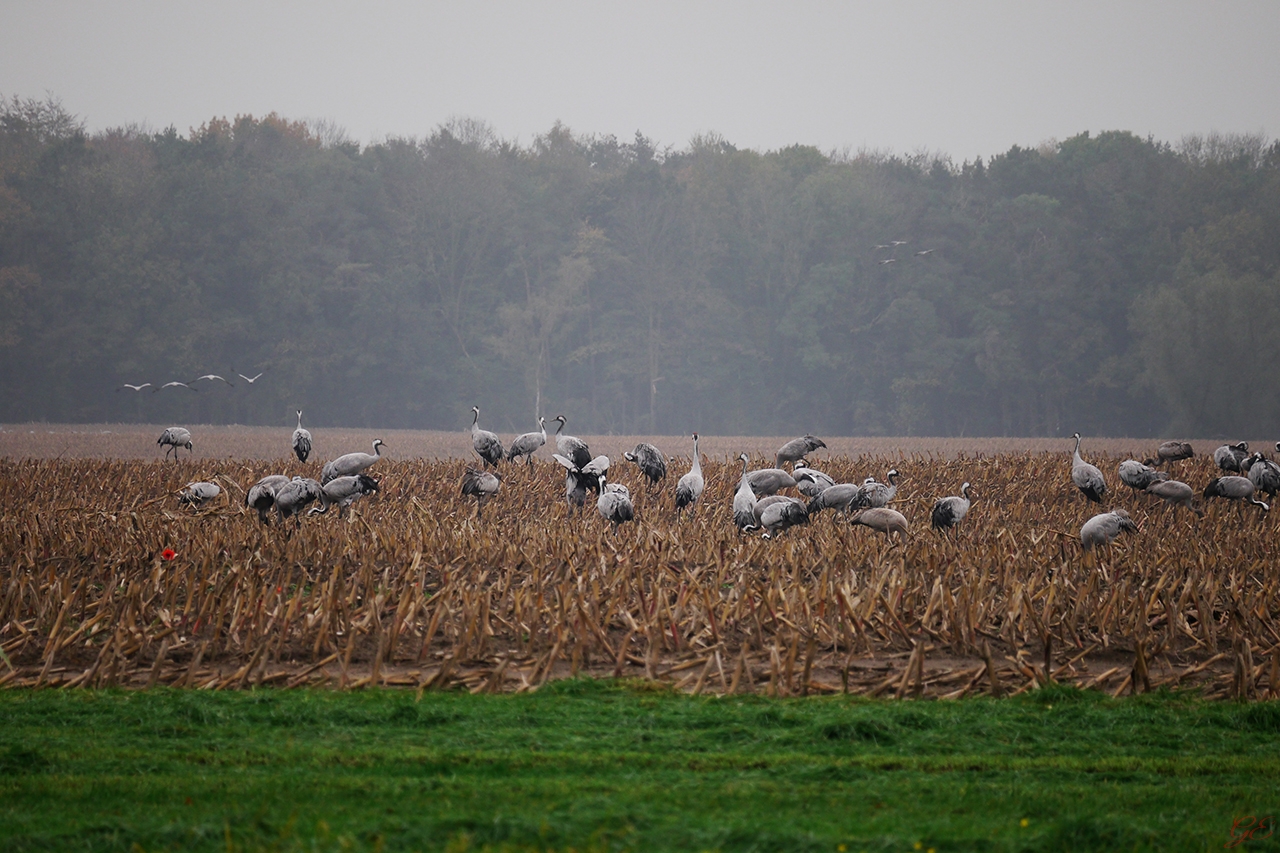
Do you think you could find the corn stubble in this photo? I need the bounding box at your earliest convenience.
[1,452,1276,699]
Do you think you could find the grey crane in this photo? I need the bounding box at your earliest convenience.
[1213,442,1250,473]
[246,474,290,524]
[805,483,862,518]
[1117,459,1168,491]
[273,477,323,525]
[552,415,592,469]
[1145,480,1202,516]
[1080,509,1139,550]
[292,410,313,464]
[158,427,193,461]
[732,453,758,530]
[506,417,547,465]
[1245,453,1280,498]
[855,470,900,509]
[470,406,504,468]
[931,482,976,531]
[775,434,827,468]
[744,495,810,539]
[1156,441,1194,464]
[311,474,379,517]
[746,467,798,498]
[178,481,221,508]
[461,467,501,513]
[849,507,910,539]
[1204,476,1269,512]
[675,433,704,519]
[792,461,835,498]
[624,442,667,485]
[596,478,634,530]
[553,453,609,513]
[321,439,385,485]
[1071,433,1106,503]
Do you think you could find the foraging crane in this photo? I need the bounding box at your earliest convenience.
[506,417,547,465]
[746,468,798,498]
[624,443,667,485]
[1080,509,1139,550]
[178,481,221,508]
[470,406,504,468]
[1117,459,1168,491]
[246,474,290,524]
[675,433,705,519]
[1245,453,1280,499]
[1204,476,1269,512]
[1071,433,1106,503]
[744,495,810,539]
[321,439,385,485]
[552,415,592,469]
[461,467,501,513]
[274,477,323,525]
[849,507,909,539]
[553,453,609,513]
[311,474,379,517]
[596,477,634,530]
[1156,441,1194,464]
[1213,442,1249,473]
[805,483,862,518]
[931,483,976,531]
[775,434,827,468]
[1145,480,1202,516]
[792,461,834,498]
[732,454,759,529]
[292,410,312,464]
[158,427,193,461]
[855,470,900,509]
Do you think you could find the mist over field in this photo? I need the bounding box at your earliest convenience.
[1,96,1278,439]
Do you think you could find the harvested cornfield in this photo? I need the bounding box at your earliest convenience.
[1,450,1276,698]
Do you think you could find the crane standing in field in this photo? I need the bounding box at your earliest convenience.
[470,406,504,468]
[675,433,704,519]
[775,434,827,469]
[507,417,547,466]
[931,482,975,532]
[321,439,385,485]
[292,410,313,464]
[158,427,193,461]
[1071,433,1106,503]
[624,443,667,486]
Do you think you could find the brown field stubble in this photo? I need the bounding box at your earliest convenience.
[0,448,1276,698]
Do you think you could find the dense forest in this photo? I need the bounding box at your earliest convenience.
[1,95,1277,437]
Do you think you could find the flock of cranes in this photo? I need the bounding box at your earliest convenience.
[155,407,1278,550]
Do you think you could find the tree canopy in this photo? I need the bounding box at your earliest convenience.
[2,94,1277,436]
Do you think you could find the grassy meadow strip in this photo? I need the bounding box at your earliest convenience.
[2,682,1279,852]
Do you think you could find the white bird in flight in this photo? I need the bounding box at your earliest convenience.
[192,374,234,387]
[237,371,265,384]
[117,383,151,392]
[155,381,196,392]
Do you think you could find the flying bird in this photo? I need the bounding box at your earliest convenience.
[117,383,151,392]
[236,371,265,384]
[914,249,936,256]
[154,381,196,392]
[878,258,897,265]
[191,374,234,387]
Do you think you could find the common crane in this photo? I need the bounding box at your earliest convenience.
[746,468,798,498]
[1245,453,1280,498]
[274,477,323,525]
[1156,441,1194,464]
[192,374,233,388]
[158,427,193,461]
[931,483,975,531]
[236,371,265,384]
[292,410,312,464]
[732,454,758,530]
[552,415,592,469]
[597,477,634,530]
[805,483,862,518]
[1145,480,1202,516]
[178,481,221,508]
[792,461,834,498]
[624,443,667,485]
[321,439,385,485]
[775,435,827,468]
[311,474,379,517]
[246,474,290,524]
[469,406,504,468]
[849,507,909,539]
[117,383,151,392]
[461,467,501,513]
[507,417,547,465]
[1204,475,1269,512]
[1071,433,1106,503]
[553,453,609,513]
[155,381,196,392]
[1080,509,1138,550]
[744,495,809,539]
[1213,442,1250,473]
[1117,459,1168,491]
[675,433,704,519]
[855,470,900,509]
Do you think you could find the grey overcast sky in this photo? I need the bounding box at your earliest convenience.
[3,1,1279,161]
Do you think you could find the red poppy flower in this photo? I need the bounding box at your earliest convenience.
[161,548,177,561]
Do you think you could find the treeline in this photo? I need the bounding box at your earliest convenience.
[1,95,1278,437]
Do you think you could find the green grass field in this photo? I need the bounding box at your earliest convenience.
[2,682,1279,852]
